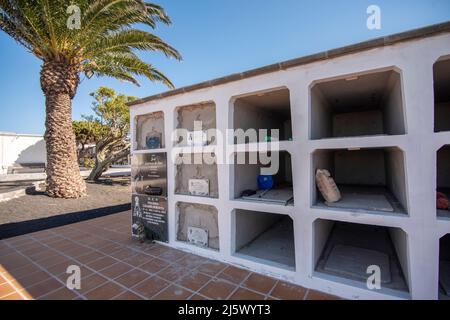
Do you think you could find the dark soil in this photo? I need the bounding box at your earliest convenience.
[0,177,131,225]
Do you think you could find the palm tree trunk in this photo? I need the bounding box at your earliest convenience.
[41,61,86,198]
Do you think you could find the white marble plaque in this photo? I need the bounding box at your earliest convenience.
[189,179,209,196]
[188,226,209,247]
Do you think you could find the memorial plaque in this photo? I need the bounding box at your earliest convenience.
[188,179,209,196]
[187,226,209,247]
[132,194,168,242]
[131,153,168,242]
[132,153,167,196]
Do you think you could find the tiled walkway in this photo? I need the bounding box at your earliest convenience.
[0,211,338,300]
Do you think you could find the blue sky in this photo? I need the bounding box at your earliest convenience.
[0,0,449,134]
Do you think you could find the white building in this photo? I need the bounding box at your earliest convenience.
[128,22,450,300]
[0,132,46,175]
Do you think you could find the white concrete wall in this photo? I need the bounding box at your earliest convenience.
[0,132,46,174]
[312,219,335,267]
[383,72,406,135]
[389,227,411,290]
[386,148,409,211]
[310,87,332,139]
[334,149,386,186]
[234,209,281,251]
[333,110,384,137]
[310,69,405,139]
[233,91,291,142]
[130,32,450,300]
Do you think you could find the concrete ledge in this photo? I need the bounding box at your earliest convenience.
[128,20,450,107]
[0,173,46,182]
[0,168,131,182]
[0,181,42,203]
[0,187,26,203]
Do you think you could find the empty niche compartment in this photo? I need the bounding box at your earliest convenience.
[233,88,292,143]
[176,202,219,250]
[175,153,218,198]
[439,234,450,300]
[310,69,405,139]
[175,102,216,146]
[135,111,165,150]
[434,58,450,132]
[233,209,295,270]
[437,145,450,219]
[313,219,410,295]
[233,151,294,206]
[312,147,407,215]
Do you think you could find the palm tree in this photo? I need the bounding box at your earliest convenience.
[0,0,180,198]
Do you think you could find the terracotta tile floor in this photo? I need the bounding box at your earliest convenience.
[0,211,339,300]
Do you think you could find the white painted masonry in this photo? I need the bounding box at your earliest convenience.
[129,28,450,300]
[0,132,46,175]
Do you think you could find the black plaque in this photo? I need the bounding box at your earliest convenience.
[131,153,168,242]
[131,153,167,196]
[131,194,168,242]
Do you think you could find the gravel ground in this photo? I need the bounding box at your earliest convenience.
[0,177,131,225]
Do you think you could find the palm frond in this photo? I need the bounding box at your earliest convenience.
[89,51,175,88]
[0,0,180,88]
[86,29,180,60]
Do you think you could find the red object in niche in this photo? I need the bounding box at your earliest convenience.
[437,192,449,210]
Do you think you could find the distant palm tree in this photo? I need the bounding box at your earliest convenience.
[0,0,180,198]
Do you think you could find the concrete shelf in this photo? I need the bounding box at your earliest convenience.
[313,219,410,297]
[232,209,296,270]
[310,69,406,140]
[232,150,294,206]
[230,141,294,155]
[172,145,217,155]
[312,147,408,216]
[229,200,294,218]
[132,148,166,155]
[173,194,219,207]
[308,134,407,156]
[434,58,450,133]
[134,111,165,151]
[232,88,293,144]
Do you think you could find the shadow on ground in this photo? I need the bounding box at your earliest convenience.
[0,204,130,240]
